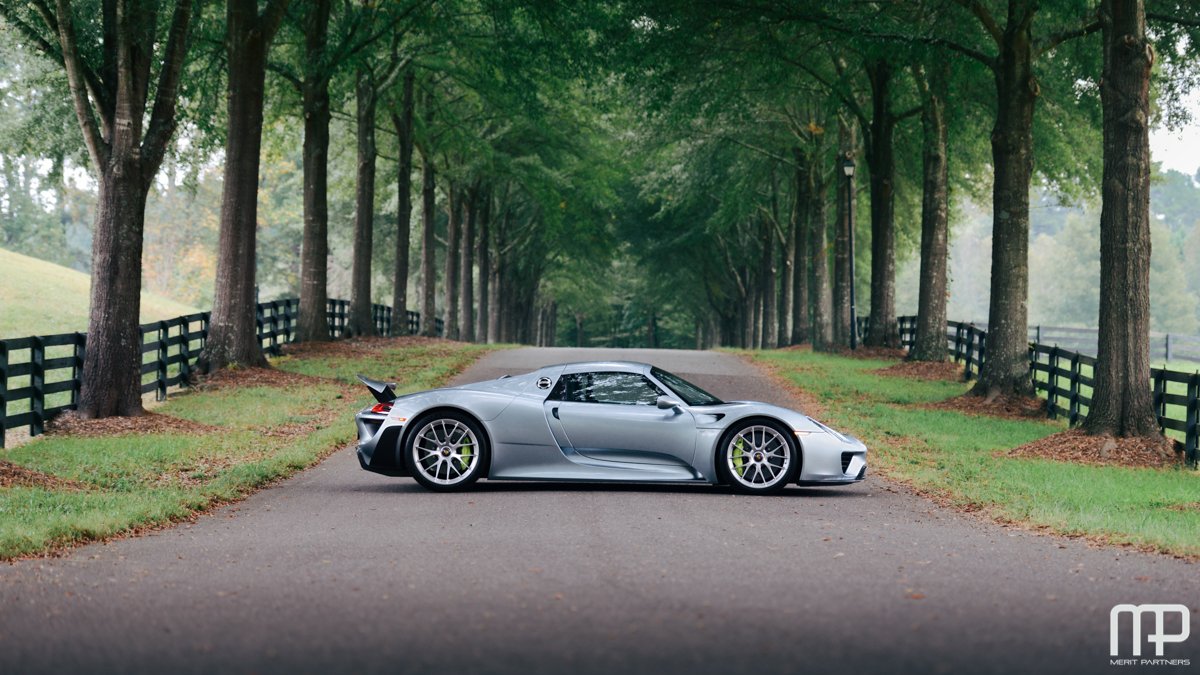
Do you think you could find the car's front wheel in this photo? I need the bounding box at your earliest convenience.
[719,420,798,495]
[407,411,489,491]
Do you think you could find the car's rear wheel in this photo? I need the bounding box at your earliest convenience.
[407,411,488,491]
[719,420,797,495]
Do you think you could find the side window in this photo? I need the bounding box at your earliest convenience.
[553,372,663,406]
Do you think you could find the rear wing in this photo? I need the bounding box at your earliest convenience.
[356,374,397,403]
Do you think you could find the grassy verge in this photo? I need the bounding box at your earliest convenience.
[0,338,497,560]
[751,349,1200,557]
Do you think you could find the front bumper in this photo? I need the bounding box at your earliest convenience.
[355,411,408,477]
[796,432,868,486]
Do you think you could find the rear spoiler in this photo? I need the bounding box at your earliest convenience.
[356,374,397,403]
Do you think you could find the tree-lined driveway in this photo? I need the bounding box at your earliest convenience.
[0,347,1195,674]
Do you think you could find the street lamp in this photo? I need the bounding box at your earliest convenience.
[841,156,858,350]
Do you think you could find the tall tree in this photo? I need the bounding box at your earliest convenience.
[390,67,416,335]
[1,0,196,416]
[199,0,291,373]
[418,90,438,337]
[294,0,333,342]
[347,32,410,338]
[861,60,914,348]
[442,182,461,340]
[1082,0,1158,437]
[347,63,377,338]
[460,184,477,343]
[909,62,950,362]
[832,116,856,348]
[945,1,1101,397]
[475,189,491,342]
[790,150,810,346]
[809,147,833,350]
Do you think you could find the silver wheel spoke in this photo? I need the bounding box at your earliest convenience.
[727,425,791,490]
[413,419,480,485]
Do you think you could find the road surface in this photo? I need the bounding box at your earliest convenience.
[0,347,1195,674]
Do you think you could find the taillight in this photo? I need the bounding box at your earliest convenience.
[370,402,392,414]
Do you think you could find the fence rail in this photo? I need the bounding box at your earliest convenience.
[0,298,438,448]
[959,322,1200,364]
[898,316,1198,466]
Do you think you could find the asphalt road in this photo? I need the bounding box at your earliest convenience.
[1,347,1196,674]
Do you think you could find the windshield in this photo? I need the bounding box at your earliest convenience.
[651,367,724,406]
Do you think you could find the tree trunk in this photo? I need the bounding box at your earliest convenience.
[476,190,491,342]
[35,0,196,413]
[810,152,833,350]
[296,0,333,342]
[443,184,461,340]
[460,186,477,343]
[347,65,377,338]
[910,64,950,362]
[390,68,415,335]
[487,206,505,343]
[198,0,280,374]
[779,197,795,347]
[78,169,149,417]
[760,213,777,349]
[973,21,1036,397]
[864,60,900,348]
[749,265,761,348]
[832,117,855,347]
[419,100,438,337]
[790,150,810,345]
[1083,0,1159,437]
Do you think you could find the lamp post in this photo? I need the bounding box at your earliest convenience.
[841,156,858,350]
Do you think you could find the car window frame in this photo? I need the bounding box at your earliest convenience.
[547,371,665,406]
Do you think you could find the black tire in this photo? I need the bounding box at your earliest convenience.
[405,410,489,492]
[716,419,798,495]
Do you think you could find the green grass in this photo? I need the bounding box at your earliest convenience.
[752,349,1200,557]
[272,340,498,393]
[0,247,199,339]
[0,338,497,559]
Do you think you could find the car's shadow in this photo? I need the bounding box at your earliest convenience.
[352,479,869,499]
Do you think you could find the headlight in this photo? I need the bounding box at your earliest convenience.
[807,417,850,444]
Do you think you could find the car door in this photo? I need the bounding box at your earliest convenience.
[544,371,697,467]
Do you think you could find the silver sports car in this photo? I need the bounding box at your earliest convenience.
[354,361,867,495]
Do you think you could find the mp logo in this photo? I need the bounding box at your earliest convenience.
[1110,604,1191,657]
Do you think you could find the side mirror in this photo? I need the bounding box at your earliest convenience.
[656,395,682,410]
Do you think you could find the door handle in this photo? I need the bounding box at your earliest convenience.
[552,407,560,419]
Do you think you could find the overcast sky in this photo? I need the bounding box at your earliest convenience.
[1150,89,1200,177]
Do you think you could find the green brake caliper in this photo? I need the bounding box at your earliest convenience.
[732,437,746,477]
[458,443,474,471]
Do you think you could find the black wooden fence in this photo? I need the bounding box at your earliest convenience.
[0,298,439,448]
[897,315,1199,466]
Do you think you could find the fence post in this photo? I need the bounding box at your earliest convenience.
[72,332,85,406]
[1046,346,1059,420]
[963,327,976,380]
[157,321,169,401]
[1035,325,1041,345]
[0,341,7,450]
[31,335,45,437]
[267,300,278,355]
[179,320,191,384]
[1068,352,1082,425]
[1186,372,1198,468]
[1152,368,1167,424]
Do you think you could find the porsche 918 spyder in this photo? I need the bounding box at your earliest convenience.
[354,361,867,495]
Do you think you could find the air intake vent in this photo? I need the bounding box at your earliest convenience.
[841,452,854,473]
